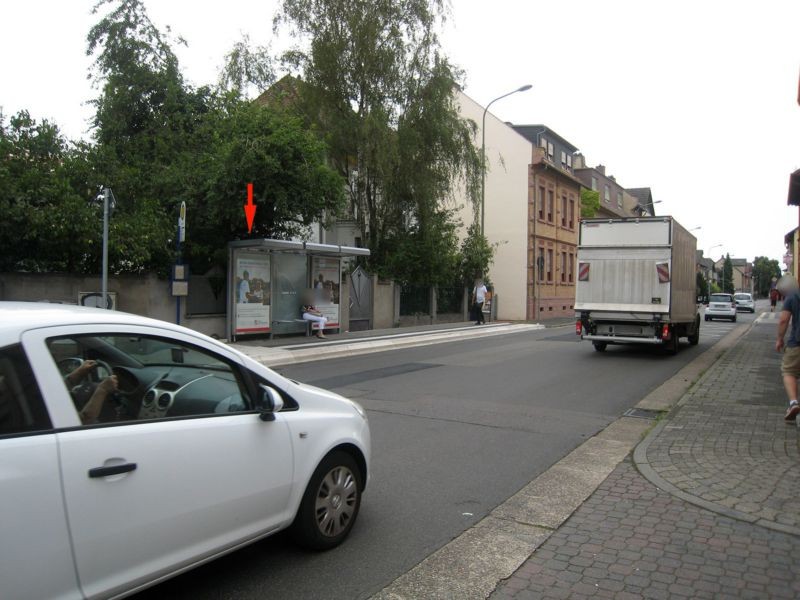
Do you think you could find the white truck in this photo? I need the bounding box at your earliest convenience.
[574,217,700,354]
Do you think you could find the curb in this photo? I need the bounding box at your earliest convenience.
[236,323,544,368]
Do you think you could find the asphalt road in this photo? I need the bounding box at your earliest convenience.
[137,305,760,600]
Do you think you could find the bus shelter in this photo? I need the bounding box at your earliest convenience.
[227,239,370,341]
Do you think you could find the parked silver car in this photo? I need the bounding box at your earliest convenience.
[734,292,755,313]
[705,293,737,322]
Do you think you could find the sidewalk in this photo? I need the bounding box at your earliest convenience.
[491,314,800,599]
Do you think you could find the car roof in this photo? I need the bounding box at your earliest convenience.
[0,302,202,347]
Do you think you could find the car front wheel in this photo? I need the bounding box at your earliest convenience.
[291,451,362,551]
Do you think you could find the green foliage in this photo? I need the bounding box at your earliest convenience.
[0,111,100,272]
[218,34,275,98]
[580,188,600,218]
[276,0,481,284]
[380,209,461,286]
[188,101,346,272]
[752,256,781,297]
[722,253,734,294]
[459,222,495,284]
[696,271,708,300]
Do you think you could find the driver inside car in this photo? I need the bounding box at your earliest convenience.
[65,359,119,425]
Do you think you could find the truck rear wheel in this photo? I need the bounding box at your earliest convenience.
[688,316,700,346]
[664,332,679,355]
[593,342,607,352]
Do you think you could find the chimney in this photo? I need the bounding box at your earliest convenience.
[573,153,585,169]
[596,164,606,175]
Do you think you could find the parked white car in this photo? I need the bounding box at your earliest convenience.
[0,302,370,600]
[734,292,755,313]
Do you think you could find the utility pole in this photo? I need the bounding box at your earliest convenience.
[102,188,110,309]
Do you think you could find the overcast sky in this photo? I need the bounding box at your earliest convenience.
[3,0,799,265]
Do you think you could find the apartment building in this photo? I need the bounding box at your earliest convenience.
[512,125,582,319]
[451,95,582,319]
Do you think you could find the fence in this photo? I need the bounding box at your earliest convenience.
[436,286,463,314]
[399,284,430,316]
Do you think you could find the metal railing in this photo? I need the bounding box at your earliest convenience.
[399,284,430,316]
[436,286,463,314]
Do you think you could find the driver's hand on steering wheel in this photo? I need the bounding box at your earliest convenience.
[66,359,98,387]
[97,375,119,395]
[75,359,98,378]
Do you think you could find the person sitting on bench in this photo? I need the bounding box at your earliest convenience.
[301,291,328,338]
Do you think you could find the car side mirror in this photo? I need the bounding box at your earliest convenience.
[258,384,284,422]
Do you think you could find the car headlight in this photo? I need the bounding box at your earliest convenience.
[351,400,368,421]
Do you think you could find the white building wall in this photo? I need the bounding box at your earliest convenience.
[453,90,532,321]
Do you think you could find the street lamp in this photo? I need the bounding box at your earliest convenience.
[481,84,532,236]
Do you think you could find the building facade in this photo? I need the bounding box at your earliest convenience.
[451,94,583,321]
[513,128,582,319]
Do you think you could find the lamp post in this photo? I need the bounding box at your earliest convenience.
[481,84,532,236]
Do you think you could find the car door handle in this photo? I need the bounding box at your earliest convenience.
[88,463,137,478]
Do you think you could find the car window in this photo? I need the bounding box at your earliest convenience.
[710,294,732,303]
[734,294,750,301]
[0,344,52,436]
[46,334,253,426]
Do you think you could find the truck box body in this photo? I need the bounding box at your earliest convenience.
[575,217,698,350]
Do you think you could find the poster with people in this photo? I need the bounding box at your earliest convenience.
[235,253,271,334]
[311,257,340,328]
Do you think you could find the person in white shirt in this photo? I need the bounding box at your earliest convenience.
[473,278,488,325]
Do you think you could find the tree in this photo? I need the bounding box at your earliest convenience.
[580,188,600,218]
[86,0,197,273]
[275,0,482,284]
[752,256,781,298]
[459,223,495,285]
[0,111,101,273]
[86,0,343,274]
[696,271,708,301]
[218,35,275,99]
[188,101,346,272]
[722,254,734,294]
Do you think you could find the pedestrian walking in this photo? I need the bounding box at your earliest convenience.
[775,275,800,422]
[472,278,487,325]
[770,286,779,312]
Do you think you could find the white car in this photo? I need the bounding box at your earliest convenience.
[704,293,737,322]
[734,292,755,313]
[0,302,370,600]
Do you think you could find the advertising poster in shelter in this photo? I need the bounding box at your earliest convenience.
[235,253,271,334]
[311,257,340,328]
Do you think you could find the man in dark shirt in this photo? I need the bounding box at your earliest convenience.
[776,275,800,422]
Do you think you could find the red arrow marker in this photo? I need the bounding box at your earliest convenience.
[244,183,256,234]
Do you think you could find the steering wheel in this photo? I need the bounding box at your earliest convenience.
[90,359,114,382]
[61,358,128,421]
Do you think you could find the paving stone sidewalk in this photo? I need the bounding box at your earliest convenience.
[491,317,800,599]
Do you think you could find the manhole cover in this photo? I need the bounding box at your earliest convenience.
[623,408,664,420]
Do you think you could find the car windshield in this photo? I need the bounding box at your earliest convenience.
[710,294,732,303]
[734,294,751,301]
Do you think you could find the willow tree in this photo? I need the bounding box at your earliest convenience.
[275,0,482,283]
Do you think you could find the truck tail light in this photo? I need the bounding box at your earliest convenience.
[661,324,671,340]
[576,320,582,335]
